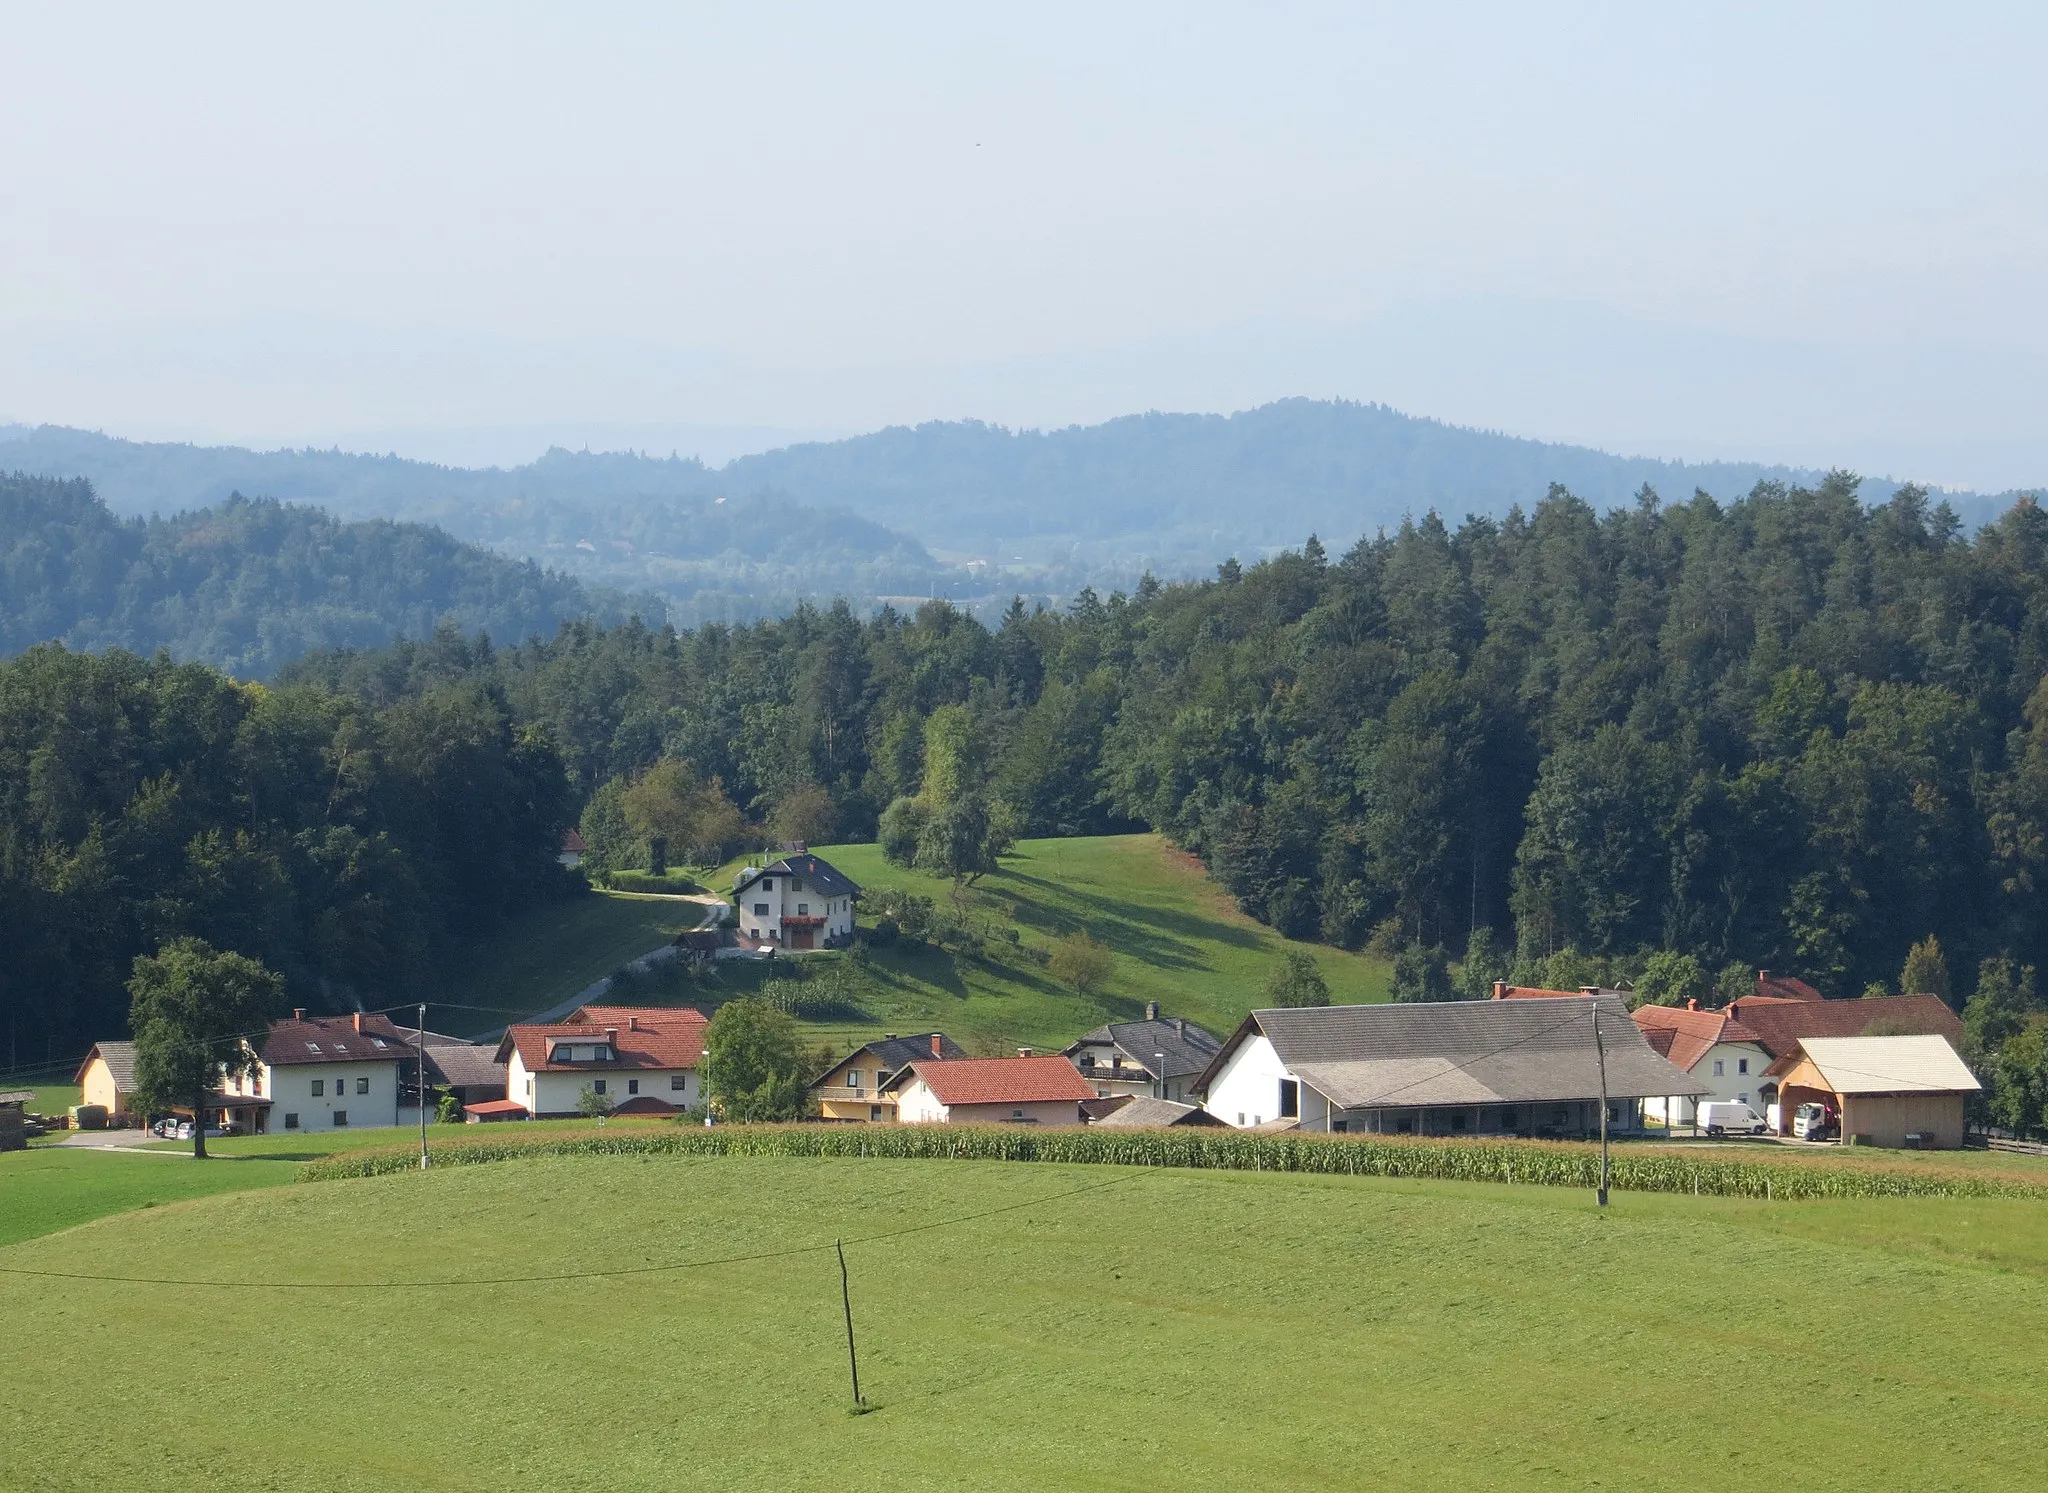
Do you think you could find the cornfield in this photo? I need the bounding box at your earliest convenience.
[299,1124,2048,1200]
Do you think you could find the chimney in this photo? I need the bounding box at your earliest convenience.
[293,1008,305,1021]
[352,1011,363,1033]
[1018,1047,1034,1059]
[1686,997,1699,1011]
[1145,1001,1160,1022]
[1491,982,1507,1001]
[1176,1019,1187,1037]
[930,1033,942,1057]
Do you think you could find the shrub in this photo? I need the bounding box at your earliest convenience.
[1048,931,1115,994]
[1264,950,1330,1008]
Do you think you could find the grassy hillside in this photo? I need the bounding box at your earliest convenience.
[729,834,1392,1055]
[1,1153,2042,1490]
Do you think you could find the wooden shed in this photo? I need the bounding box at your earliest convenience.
[1770,1035,1980,1149]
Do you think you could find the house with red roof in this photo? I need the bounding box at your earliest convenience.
[1629,1002,1773,1127]
[879,1053,1095,1126]
[495,1004,709,1118]
[213,1010,414,1134]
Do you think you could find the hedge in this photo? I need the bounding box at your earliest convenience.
[298,1125,2048,1200]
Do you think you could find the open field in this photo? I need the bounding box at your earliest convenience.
[432,887,709,1033]
[0,1147,305,1249]
[710,834,1391,1055]
[2,1152,2044,1491]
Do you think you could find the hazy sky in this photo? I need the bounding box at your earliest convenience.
[5,2,2047,485]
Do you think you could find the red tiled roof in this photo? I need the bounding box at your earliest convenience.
[1493,984,1582,1000]
[496,1005,709,1072]
[898,1056,1096,1106]
[1754,971,1825,1002]
[1721,993,1962,1059]
[259,1014,413,1067]
[1629,1004,1768,1072]
[561,828,589,854]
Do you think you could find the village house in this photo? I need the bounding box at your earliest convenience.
[1088,1095,1226,1128]
[1196,996,1705,1136]
[212,1010,412,1134]
[392,1025,510,1109]
[1630,1002,1774,1126]
[73,1040,140,1122]
[497,1004,708,1117]
[731,853,861,949]
[1769,1034,1980,1148]
[880,1053,1096,1126]
[812,1032,966,1121]
[1062,1004,1222,1102]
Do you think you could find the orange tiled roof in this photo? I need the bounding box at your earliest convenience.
[1629,1004,1768,1072]
[899,1056,1096,1106]
[497,1005,709,1072]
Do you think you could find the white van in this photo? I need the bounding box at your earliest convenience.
[1696,1101,1769,1136]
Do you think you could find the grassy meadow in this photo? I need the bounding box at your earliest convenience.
[2,1151,2044,1491]
[722,833,1391,1054]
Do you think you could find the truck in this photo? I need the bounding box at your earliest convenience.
[1792,1101,1838,1142]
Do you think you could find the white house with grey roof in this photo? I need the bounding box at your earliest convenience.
[1194,997,1707,1137]
[732,853,860,949]
[1063,1004,1222,1102]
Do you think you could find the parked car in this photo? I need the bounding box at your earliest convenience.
[1792,1102,1838,1142]
[1697,1101,1769,1136]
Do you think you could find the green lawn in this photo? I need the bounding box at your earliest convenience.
[0,1147,304,1250]
[432,887,713,1034]
[744,834,1390,1055]
[1,1153,2043,1490]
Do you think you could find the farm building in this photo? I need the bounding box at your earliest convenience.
[498,1004,708,1117]
[393,1026,510,1109]
[1063,1004,1222,1102]
[881,1054,1096,1126]
[811,1032,966,1122]
[1196,997,1705,1136]
[1768,1035,1979,1148]
[73,1040,140,1121]
[1088,1095,1225,1128]
[1717,992,1964,1119]
[207,1011,413,1134]
[731,853,860,950]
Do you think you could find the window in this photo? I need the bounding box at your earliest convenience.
[1237,1112,1246,1126]
[847,1071,862,1088]
[1738,1093,1750,1104]
[870,1105,882,1121]
[1278,1079,1300,1119]
[525,1077,534,1096]
[798,903,810,915]
[1332,1120,1348,1133]
[312,1079,324,1097]
[284,1112,300,1129]
[1012,1109,1025,1119]
[333,1110,349,1127]
[628,1079,640,1095]
[761,878,773,890]
[593,1079,607,1095]
[1738,1057,1750,1075]
[1713,1059,1725,1077]
[356,1077,369,1095]
[754,903,770,916]
[671,1074,686,1091]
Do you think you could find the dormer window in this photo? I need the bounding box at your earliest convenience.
[305,1042,321,1053]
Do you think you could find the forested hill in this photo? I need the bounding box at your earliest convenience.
[715,399,2009,569]
[0,426,967,624]
[291,476,2048,1012]
[0,471,616,676]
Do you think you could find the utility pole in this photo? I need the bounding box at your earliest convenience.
[417,1002,429,1170]
[1592,1001,1610,1208]
[836,1239,866,1409]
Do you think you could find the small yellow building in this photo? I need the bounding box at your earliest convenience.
[811,1033,965,1122]
[73,1041,139,1120]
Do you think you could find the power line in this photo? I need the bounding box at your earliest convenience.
[0,1171,1146,1291]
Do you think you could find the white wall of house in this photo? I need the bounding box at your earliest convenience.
[508,1049,698,1115]
[246,1060,403,1133]
[1643,1041,1771,1125]
[890,1079,1082,1125]
[1201,1033,1295,1128]
[737,872,855,946]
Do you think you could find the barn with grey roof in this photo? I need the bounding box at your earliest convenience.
[1195,996,1707,1136]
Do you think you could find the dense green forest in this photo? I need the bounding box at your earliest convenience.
[1,471,625,675]
[10,472,2048,1128]
[0,642,576,1066]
